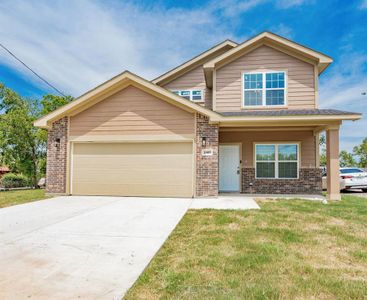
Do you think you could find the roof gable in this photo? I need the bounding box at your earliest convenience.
[203,31,333,88]
[34,71,219,129]
[152,39,237,86]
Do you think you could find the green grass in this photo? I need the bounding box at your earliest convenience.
[125,195,367,300]
[0,189,49,208]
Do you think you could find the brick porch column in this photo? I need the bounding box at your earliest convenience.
[326,126,341,200]
[195,114,219,197]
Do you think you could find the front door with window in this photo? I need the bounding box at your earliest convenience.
[219,145,241,192]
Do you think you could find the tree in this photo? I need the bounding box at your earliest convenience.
[319,134,326,147]
[0,86,40,187]
[339,150,356,167]
[0,83,72,187]
[319,133,327,166]
[40,94,73,116]
[353,138,367,168]
[320,150,327,167]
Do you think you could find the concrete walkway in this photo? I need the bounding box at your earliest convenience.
[0,196,191,300]
[190,196,260,210]
[248,194,326,201]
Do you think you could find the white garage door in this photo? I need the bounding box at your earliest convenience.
[71,142,194,197]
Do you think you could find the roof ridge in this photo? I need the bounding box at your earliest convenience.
[152,39,237,84]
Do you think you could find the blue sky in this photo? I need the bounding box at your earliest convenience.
[0,0,366,151]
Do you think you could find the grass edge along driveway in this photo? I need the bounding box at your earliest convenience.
[125,194,367,300]
[0,189,49,208]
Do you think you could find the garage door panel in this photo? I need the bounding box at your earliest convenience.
[73,169,192,183]
[72,142,193,197]
[73,142,191,155]
[73,155,192,169]
[72,183,192,197]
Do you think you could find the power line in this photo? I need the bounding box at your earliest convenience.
[0,42,66,96]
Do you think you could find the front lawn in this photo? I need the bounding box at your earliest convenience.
[125,195,367,299]
[0,189,49,208]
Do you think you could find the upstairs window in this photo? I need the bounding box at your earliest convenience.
[172,90,203,102]
[243,71,286,107]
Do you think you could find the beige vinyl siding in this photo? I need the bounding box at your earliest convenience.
[163,65,213,109]
[219,130,316,167]
[215,45,316,112]
[72,142,194,197]
[69,86,195,138]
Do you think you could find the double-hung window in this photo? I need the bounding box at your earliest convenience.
[243,71,286,107]
[255,143,298,179]
[172,90,203,102]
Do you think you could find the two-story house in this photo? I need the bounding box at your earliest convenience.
[35,32,361,200]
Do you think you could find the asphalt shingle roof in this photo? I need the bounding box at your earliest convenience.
[218,109,361,117]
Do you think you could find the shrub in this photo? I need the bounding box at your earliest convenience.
[1,173,29,188]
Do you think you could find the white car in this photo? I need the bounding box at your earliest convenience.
[340,167,367,192]
[322,169,346,191]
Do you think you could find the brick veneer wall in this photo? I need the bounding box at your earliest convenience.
[242,168,322,194]
[195,114,219,197]
[46,117,68,194]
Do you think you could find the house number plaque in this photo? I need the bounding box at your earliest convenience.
[201,149,213,156]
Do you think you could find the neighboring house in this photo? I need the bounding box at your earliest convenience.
[34,32,361,200]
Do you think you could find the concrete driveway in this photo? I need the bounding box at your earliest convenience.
[0,196,192,300]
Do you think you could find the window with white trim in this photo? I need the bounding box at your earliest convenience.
[243,72,286,106]
[172,90,203,102]
[255,143,298,179]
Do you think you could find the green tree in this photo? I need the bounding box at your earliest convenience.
[0,83,72,187]
[353,138,367,168]
[319,134,326,146]
[319,134,326,166]
[339,150,356,167]
[40,94,73,116]
[320,150,327,167]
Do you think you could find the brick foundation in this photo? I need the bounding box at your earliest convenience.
[46,117,68,194]
[195,114,219,197]
[241,167,322,194]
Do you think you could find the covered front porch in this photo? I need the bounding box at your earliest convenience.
[217,123,341,200]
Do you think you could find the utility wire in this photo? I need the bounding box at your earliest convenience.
[0,42,66,96]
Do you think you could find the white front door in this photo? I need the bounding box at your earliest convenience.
[219,144,240,192]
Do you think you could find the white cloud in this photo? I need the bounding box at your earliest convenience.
[319,52,367,151]
[210,0,309,17]
[319,52,367,108]
[0,0,314,96]
[270,24,294,38]
[360,0,367,9]
[213,0,267,17]
[0,0,234,96]
[276,0,310,9]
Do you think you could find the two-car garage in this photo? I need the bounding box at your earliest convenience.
[35,74,208,198]
[71,142,194,197]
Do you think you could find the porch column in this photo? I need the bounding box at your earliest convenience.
[326,126,341,200]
